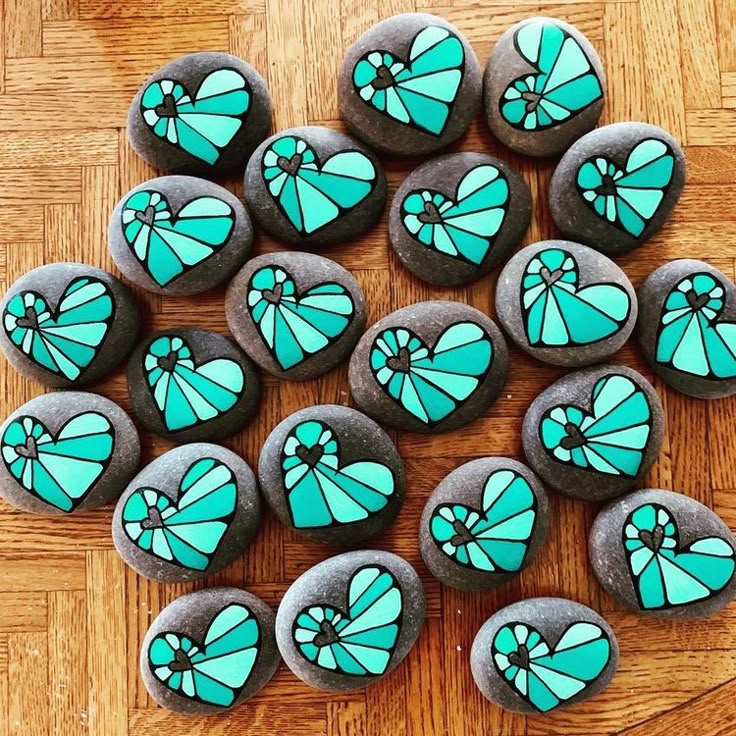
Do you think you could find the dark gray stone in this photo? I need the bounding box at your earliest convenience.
[109,176,253,296]
[127,52,272,177]
[590,489,736,619]
[522,364,664,501]
[225,252,366,380]
[112,443,260,582]
[419,457,549,591]
[550,122,686,255]
[389,152,531,286]
[276,550,425,691]
[0,391,139,515]
[0,262,140,388]
[127,327,259,443]
[349,301,509,434]
[470,597,619,713]
[338,13,482,156]
[495,240,637,367]
[637,259,736,399]
[258,405,405,545]
[243,126,386,248]
[140,587,280,714]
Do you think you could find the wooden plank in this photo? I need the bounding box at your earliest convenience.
[678,0,721,109]
[7,633,48,735]
[79,0,265,17]
[0,555,86,591]
[0,168,81,206]
[0,594,47,632]
[0,130,118,168]
[4,0,41,57]
[686,109,736,145]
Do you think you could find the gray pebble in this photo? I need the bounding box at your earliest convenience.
[495,240,637,367]
[127,52,272,177]
[258,405,405,545]
[113,443,259,582]
[349,301,508,434]
[0,391,139,515]
[109,176,253,296]
[420,457,549,591]
[0,262,139,388]
[140,587,280,714]
[225,252,366,380]
[276,550,425,691]
[522,364,664,501]
[244,126,386,248]
[389,152,532,286]
[338,13,482,156]
[470,597,619,713]
[126,327,259,443]
[550,122,686,255]
[484,17,605,158]
[590,489,736,619]
[637,259,736,399]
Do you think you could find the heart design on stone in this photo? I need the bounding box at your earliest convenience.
[293,564,403,676]
[281,419,396,529]
[401,164,509,266]
[121,190,235,287]
[623,503,736,610]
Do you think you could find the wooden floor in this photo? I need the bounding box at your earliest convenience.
[0,0,735,734]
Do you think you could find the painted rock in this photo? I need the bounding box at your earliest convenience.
[127,327,259,443]
[113,443,259,582]
[338,13,482,156]
[389,152,531,286]
[109,176,253,296]
[470,597,619,713]
[244,126,386,248]
[225,252,366,380]
[550,122,686,255]
[495,240,637,367]
[127,52,272,177]
[0,263,139,388]
[419,457,549,591]
[522,364,664,501]
[259,405,405,545]
[140,587,280,714]
[349,301,509,433]
[590,489,736,619]
[0,392,139,515]
[637,259,736,399]
[484,17,605,158]
[276,550,425,691]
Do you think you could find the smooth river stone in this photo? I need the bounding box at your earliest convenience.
[389,152,532,286]
[0,262,140,388]
[590,489,736,619]
[349,301,509,434]
[522,364,664,501]
[550,122,686,255]
[276,550,425,691]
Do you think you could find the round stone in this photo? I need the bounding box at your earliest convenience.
[338,13,482,157]
[590,489,736,619]
[470,597,619,713]
[419,457,549,591]
[550,122,686,255]
[127,52,272,177]
[0,392,139,515]
[140,587,280,714]
[276,550,425,691]
[484,17,605,158]
[495,240,638,367]
[522,364,664,501]
[389,152,532,286]
[127,327,259,443]
[258,405,405,545]
[637,259,736,399]
[108,176,253,296]
[349,301,508,434]
[244,126,386,248]
[225,252,366,380]
[112,443,259,582]
[0,262,140,388]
